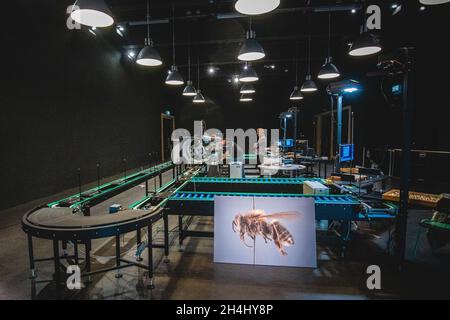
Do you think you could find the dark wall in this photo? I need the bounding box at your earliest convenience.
[0,1,172,210]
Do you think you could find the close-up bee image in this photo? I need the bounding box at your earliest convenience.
[232,210,302,256]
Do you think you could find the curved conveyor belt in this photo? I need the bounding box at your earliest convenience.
[22,205,163,240]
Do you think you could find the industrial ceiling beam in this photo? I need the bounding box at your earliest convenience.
[118,4,362,27]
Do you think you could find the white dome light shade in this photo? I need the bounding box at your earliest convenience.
[349,33,382,57]
[301,75,318,92]
[290,86,304,100]
[183,80,197,96]
[240,83,256,94]
[136,46,163,67]
[419,0,450,4]
[193,90,206,103]
[235,0,280,15]
[239,65,259,82]
[238,39,266,62]
[240,94,253,102]
[318,58,340,79]
[70,0,114,28]
[165,66,185,86]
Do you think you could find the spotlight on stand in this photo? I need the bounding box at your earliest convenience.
[326,79,362,173]
[326,79,362,96]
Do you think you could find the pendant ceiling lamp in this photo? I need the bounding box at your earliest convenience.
[419,0,450,4]
[240,83,256,94]
[318,13,340,79]
[349,33,382,57]
[348,6,382,57]
[136,1,162,67]
[193,56,206,103]
[183,36,197,96]
[290,44,304,101]
[301,36,318,93]
[239,64,259,82]
[165,6,184,86]
[70,0,114,28]
[235,0,280,15]
[240,94,253,102]
[238,19,266,62]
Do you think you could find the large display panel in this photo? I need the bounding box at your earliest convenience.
[214,196,317,268]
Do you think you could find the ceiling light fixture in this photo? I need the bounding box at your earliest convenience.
[238,18,266,62]
[136,1,163,67]
[301,35,318,93]
[290,43,304,101]
[235,0,280,15]
[239,63,259,82]
[240,94,253,102]
[183,35,197,96]
[240,83,256,94]
[349,6,382,57]
[193,56,206,103]
[318,13,340,80]
[70,0,114,28]
[419,0,450,4]
[166,5,184,86]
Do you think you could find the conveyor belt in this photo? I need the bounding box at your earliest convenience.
[165,191,396,221]
[190,177,326,184]
[22,205,164,240]
[184,177,328,193]
[47,161,176,209]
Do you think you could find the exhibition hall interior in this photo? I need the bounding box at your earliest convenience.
[1,0,450,301]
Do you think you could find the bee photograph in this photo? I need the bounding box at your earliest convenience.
[215,196,317,268]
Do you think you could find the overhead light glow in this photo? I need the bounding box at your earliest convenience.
[70,0,115,28]
[351,9,356,14]
[235,0,280,15]
[343,87,359,93]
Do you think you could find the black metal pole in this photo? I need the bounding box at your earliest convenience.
[335,95,343,173]
[96,163,100,191]
[77,168,82,199]
[115,235,123,278]
[27,234,36,279]
[394,48,414,269]
[123,158,127,179]
[147,223,155,289]
[53,240,60,288]
[163,211,170,262]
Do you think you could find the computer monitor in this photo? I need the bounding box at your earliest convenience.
[279,139,294,148]
[340,144,354,162]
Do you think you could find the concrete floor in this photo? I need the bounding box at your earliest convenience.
[1,168,450,300]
